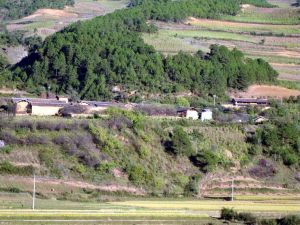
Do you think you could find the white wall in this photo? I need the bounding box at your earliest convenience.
[201,111,212,121]
[186,110,199,120]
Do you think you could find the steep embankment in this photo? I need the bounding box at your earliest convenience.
[0,108,299,199]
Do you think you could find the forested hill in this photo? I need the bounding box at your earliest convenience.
[0,0,75,20]
[10,0,277,100]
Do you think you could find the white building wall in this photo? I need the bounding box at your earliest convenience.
[201,110,213,121]
[186,110,199,120]
[31,106,63,116]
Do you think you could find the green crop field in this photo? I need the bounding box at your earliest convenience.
[187,19,300,36]
[163,30,256,43]
[221,5,300,25]
[0,193,300,224]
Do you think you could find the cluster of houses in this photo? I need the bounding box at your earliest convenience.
[9,96,269,122]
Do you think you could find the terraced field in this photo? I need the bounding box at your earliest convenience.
[6,0,128,38]
[143,1,300,84]
[221,3,300,25]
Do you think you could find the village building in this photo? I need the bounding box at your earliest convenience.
[12,98,68,116]
[201,108,213,121]
[177,108,199,120]
[232,98,268,106]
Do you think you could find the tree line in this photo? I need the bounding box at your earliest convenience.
[2,0,278,100]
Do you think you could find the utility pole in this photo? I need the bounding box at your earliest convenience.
[231,178,234,202]
[32,173,36,210]
[213,95,217,107]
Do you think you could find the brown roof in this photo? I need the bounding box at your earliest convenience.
[232,98,268,104]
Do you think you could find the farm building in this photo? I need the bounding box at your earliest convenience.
[232,98,268,106]
[12,98,68,116]
[201,108,213,121]
[177,108,199,120]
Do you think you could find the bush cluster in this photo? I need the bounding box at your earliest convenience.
[0,161,34,175]
[249,159,276,178]
[221,208,300,225]
[252,122,300,166]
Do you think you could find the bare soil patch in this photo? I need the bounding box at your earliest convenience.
[2,175,146,195]
[24,8,78,20]
[231,85,300,98]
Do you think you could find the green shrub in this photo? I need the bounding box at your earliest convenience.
[97,162,117,174]
[127,165,149,186]
[220,208,237,221]
[221,208,258,224]
[0,161,34,175]
[175,97,190,107]
[0,187,21,193]
[190,150,220,172]
[279,215,300,225]
[259,219,277,225]
[0,145,13,154]
[171,126,194,157]
[8,187,21,193]
[184,174,201,196]
[237,212,257,225]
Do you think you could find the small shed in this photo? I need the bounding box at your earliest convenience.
[201,108,213,121]
[177,108,199,120]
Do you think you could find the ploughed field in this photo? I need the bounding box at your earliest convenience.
[143,2,300,83]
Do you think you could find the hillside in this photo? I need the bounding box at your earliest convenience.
[1,0,277,101]
[143,0,300,84]
[0,104,299,199]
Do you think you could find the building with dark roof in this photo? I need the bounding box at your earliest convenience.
[12,97,68,116]
[232,98,268,106]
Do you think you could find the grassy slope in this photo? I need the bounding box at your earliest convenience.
[0,113,299,201]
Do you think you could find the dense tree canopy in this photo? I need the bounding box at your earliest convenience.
[8,0,278,100]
